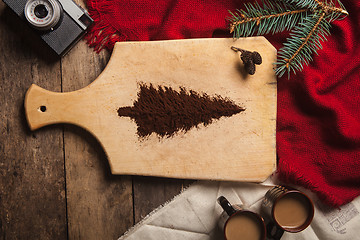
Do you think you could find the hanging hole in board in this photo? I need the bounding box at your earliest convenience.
[39,105,47,112]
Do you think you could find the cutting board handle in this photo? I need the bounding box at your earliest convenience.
[24,84,86,130]
[23,38,277,181]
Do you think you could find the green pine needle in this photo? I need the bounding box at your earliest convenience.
[325,0,348,21]
[228,0,348,78]
[283,0,319,10]
[275,12,331,78]
[228,0,310,37]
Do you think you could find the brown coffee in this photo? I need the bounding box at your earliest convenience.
[225,213,262,240]
[273,193,310,229]
[118,83,244,138]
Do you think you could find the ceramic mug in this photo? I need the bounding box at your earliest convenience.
[262,186,314,239]
[217,196,266,240]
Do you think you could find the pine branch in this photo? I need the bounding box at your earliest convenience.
[283,0,319,10]
[275,11,331,78]
[285,0,348,17]
[228,0,348,78]
[320,0,348,21]
[228,0,310,37]
[275,0,348,78]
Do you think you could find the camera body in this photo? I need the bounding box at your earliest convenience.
[3,0,93,56]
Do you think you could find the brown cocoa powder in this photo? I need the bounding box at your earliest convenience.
[118,83,245,138]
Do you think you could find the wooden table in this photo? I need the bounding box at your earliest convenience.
[0,1,191,239]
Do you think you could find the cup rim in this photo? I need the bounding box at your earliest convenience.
[271,190,315,233]
[223,210,266,240]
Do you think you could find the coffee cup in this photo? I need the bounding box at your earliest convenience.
[262,186,314,236]
[217,196,266,240]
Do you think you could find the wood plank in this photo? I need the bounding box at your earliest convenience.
[60,1,134,236]
[133,177,187,223]
[0,3,66,239]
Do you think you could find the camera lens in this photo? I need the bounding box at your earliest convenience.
[24,0,63,31]
[34,4,48,19]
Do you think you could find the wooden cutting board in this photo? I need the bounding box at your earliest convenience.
[25,37,277,182]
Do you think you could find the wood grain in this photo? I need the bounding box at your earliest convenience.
[0,2,66,239]
[61,25,134,239]
[133,177,190,223]
[1,0,135,238]
[24,38,277,182]
[0,1,277,238]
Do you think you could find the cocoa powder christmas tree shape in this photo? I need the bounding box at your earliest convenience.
[117,84,245,138]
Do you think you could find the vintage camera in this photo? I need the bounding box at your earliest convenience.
[3,0,93,56]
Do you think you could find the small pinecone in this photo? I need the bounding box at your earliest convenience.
[240,51,253,64]
[245,60,256,75]
[251,51,262,65]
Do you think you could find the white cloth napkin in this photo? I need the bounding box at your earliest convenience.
[119,176,360,240]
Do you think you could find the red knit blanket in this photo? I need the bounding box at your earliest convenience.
[85,0,360,207]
